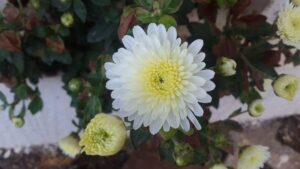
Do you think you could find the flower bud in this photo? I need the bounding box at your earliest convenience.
[173,143,194,167]
[292,0,300,6]
[159,128,176,141]
[11,117,24,128]
[30,0,41,9]
[215,57,237,77]
[60,12,74,28]
[58,133,81,157]
[272,74,300,101]
[79,113,127,156]
[210,163,228,169]
[248,99,264,117]
[68,79,81,92]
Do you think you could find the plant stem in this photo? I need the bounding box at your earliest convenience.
[240,54,275,80]
[17,0,24,12]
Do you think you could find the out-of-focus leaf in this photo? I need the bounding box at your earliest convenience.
[240,88,261,104]
[14,84,28,100]
[220,120,243,132]
[134,0,153,10]
[159,141,175,163]
[213,38,238,58]
[87,22,116,43]
[73,0,87,22]
[130,128,152,148]
[28,96,43,115]
[158,15,177,28]
[160,0,183,14]
[118,6,136,40]
[91,0,110,6]
[230,0,251,18]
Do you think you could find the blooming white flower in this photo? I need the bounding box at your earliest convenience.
[105,23,215,134]
[237,145,270,169]
[277,3,300,49]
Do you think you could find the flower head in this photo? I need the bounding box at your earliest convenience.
[79,113,127,156]
[277,3,300,49]
[292,0,300,6]
[237,145,270,169]
[105,23,215,134]
[58,134,81,158]
[210,164,228,169]
[215,57,237,77]
[248,99,264,117]
[11,117,24,128]
[272,74,299,101]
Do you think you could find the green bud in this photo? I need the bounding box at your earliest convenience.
[173,143,194,167]
[248,99,264,117]
[11,117,25,128]
[159,128,176,140]
[210,163,228,169]
[214,133,227,148]
[215,57,237,77]
[60,0,71,4]
[68,79,81,92]
[60,12,74,28]
[272,74,300,101]
[217,0,237,8]
[30,0,41,9]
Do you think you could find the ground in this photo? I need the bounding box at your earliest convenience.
[1,115,299,169]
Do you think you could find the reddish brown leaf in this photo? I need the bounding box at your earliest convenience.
[250,70,264,91]
[118,7,136,41]
[230,0,251,19]
[3,5,20,23]
[263,50,281,66]
[197,2,218,23]
[25,10,39,30]
[212,38,238,58]
[235,14,267,27]
[241,63,250,90]
[46,37,65,54]
[0,31,21,53]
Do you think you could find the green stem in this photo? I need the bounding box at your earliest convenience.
[228,110,247,119]
[240,54,275,80]
[17,0,24,12]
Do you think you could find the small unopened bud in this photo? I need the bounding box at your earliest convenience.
[173,143,194,167]
[60,12,74,27]
[11,117,25,128]
[248,99,264,117]
[215,57,237,77]
[68,79,81,92]
[210,163,228,169]
[30,0,41,9]
[272,74,300,101]
[58,133,81,158]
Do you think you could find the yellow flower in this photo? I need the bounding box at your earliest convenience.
[79,113,127,156]
[248,99,264,117]
[210,163,228,169]
[272,74,300,101]
[58,134,81,158]
[237,145,270,169]
[277,3,300,49]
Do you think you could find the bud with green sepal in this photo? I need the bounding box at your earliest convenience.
[68,79,82,92]
[215,57,237,77]
[159,128,177,141]
[248,99,264,117]
[173,142,194,167]
[272,74,300,101]
[60,12,74,28]
[11,116,25,128]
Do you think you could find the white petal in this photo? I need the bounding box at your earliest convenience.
[202,81,216,91]
[132,26,146,39]
[180,118,190,132]
[188,111,202,130]
[189,103,204,117]
[122,35,136,50]
[163,122,170,132]
[149,118,164,134]
[167,26,177,42]
[147,23,158,36]
[198,95,212,103]
[197,70,215,80]
[188,39,203,55]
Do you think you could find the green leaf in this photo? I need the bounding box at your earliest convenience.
[51,0,71,11]
[9,53,24,73]
[240,88,261,104]
[14,84,28,100]
[0,49,10,61]
[47,51,72,64]
[28,96,43,115]
[91,0,110,6]
[73,0,87,22]
[158,15,177,28]
[161,0,183,14]
[32,25,50,38]
[0,91,7,105]
[85,95,101,119]
[159,141,175,162]
[130,128,152,148]
[134,0,153,10]
[87,22,116,43]
[193,149,208,165]
[136,8,156,24]
[228,108,243,119]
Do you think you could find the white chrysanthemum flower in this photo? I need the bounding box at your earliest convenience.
[277,3,300,49]
[105,23,215,134]
[237,145,271,169]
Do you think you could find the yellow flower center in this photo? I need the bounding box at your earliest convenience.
[142,59,183,98]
